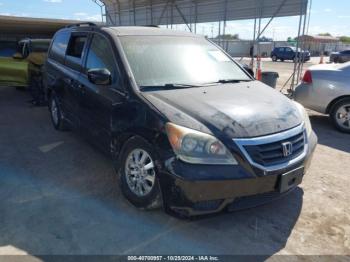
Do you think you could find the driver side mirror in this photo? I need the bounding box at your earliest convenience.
[87,68,111,85]
[12,52,23,59]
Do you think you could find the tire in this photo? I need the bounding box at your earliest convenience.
[118,136,162,210]
[49,93,68,131]
[330,98,350,133]
[272,55,277,62]
[280,58,284,62]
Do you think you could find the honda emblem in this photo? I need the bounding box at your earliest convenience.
[282,142,293,157]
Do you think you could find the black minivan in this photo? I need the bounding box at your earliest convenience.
[44,23,317,216]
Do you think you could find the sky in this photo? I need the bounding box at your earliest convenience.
[0,0,349,40]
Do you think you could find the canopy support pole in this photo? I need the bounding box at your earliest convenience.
[157,0,170,25]
[150,0,154,25]
[251,1,258,71]
[290,0,306,92]
[194,0,198,33]
[255,1,262,78]
[116,0,121,25]
[256,0,288,39]
[133,0,136,25]
[92,0,108,23]
[174,3,192,31]
[298,0,311,82]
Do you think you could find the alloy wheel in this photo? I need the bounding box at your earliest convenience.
[125,149,156,197]
[335,104,350,130]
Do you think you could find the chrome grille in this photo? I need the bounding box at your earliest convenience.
[244,132,305,166]
[234,124,308,172]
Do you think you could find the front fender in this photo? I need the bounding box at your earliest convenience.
[110,101,171,167]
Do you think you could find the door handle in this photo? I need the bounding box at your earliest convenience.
[65,78,73,85]
[78,84,85,94]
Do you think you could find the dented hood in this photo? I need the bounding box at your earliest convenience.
[142,81,303,138]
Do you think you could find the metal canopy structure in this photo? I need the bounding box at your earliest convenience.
[94,0,310,90]
[99,0,307,29]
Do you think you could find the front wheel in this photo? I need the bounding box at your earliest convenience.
[272,55,277,62]
[118,136,162,210]
[330,98,350,133]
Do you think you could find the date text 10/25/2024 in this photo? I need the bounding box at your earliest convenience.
[127,256,220,261]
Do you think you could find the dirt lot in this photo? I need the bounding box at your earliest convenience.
[0,58,349,259]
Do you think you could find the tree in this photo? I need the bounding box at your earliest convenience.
[258,36,273,42]
[318,33,332,37]
[340,36,350,43]
[216,34,239,40]
[287,37,296,45]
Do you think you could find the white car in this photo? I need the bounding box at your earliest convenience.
[294,62,350,133]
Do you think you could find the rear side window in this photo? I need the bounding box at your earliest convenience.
[67,36,87,58]
[86,34,118,84]
[31,41,51,53]
[49,30,70,64]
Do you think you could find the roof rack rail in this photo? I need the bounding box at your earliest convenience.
[66,22,97,28]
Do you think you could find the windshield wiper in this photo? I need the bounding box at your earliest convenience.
[140,83,201,91]
[206,79,252,85]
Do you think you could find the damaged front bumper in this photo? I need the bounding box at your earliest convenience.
[159,131,317,217]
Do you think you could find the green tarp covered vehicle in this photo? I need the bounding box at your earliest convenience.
[0,39,51,88]
[0,56,28,87]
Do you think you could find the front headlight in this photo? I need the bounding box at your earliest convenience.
[294,102,312,137]
[165,123,238,165]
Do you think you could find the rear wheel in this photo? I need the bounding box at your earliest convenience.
[330,98,350,133]
[49,93,68,131]
[272,55,277,62]
[118,136,162,210]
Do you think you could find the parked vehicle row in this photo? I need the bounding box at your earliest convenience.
[44,24,317,217]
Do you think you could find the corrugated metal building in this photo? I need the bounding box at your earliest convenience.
[296,35,348,55]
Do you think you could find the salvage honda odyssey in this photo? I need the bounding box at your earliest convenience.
[44,24,317,217]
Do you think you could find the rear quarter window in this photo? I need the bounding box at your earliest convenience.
[31,41,51,53]
[48,30,70,64]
